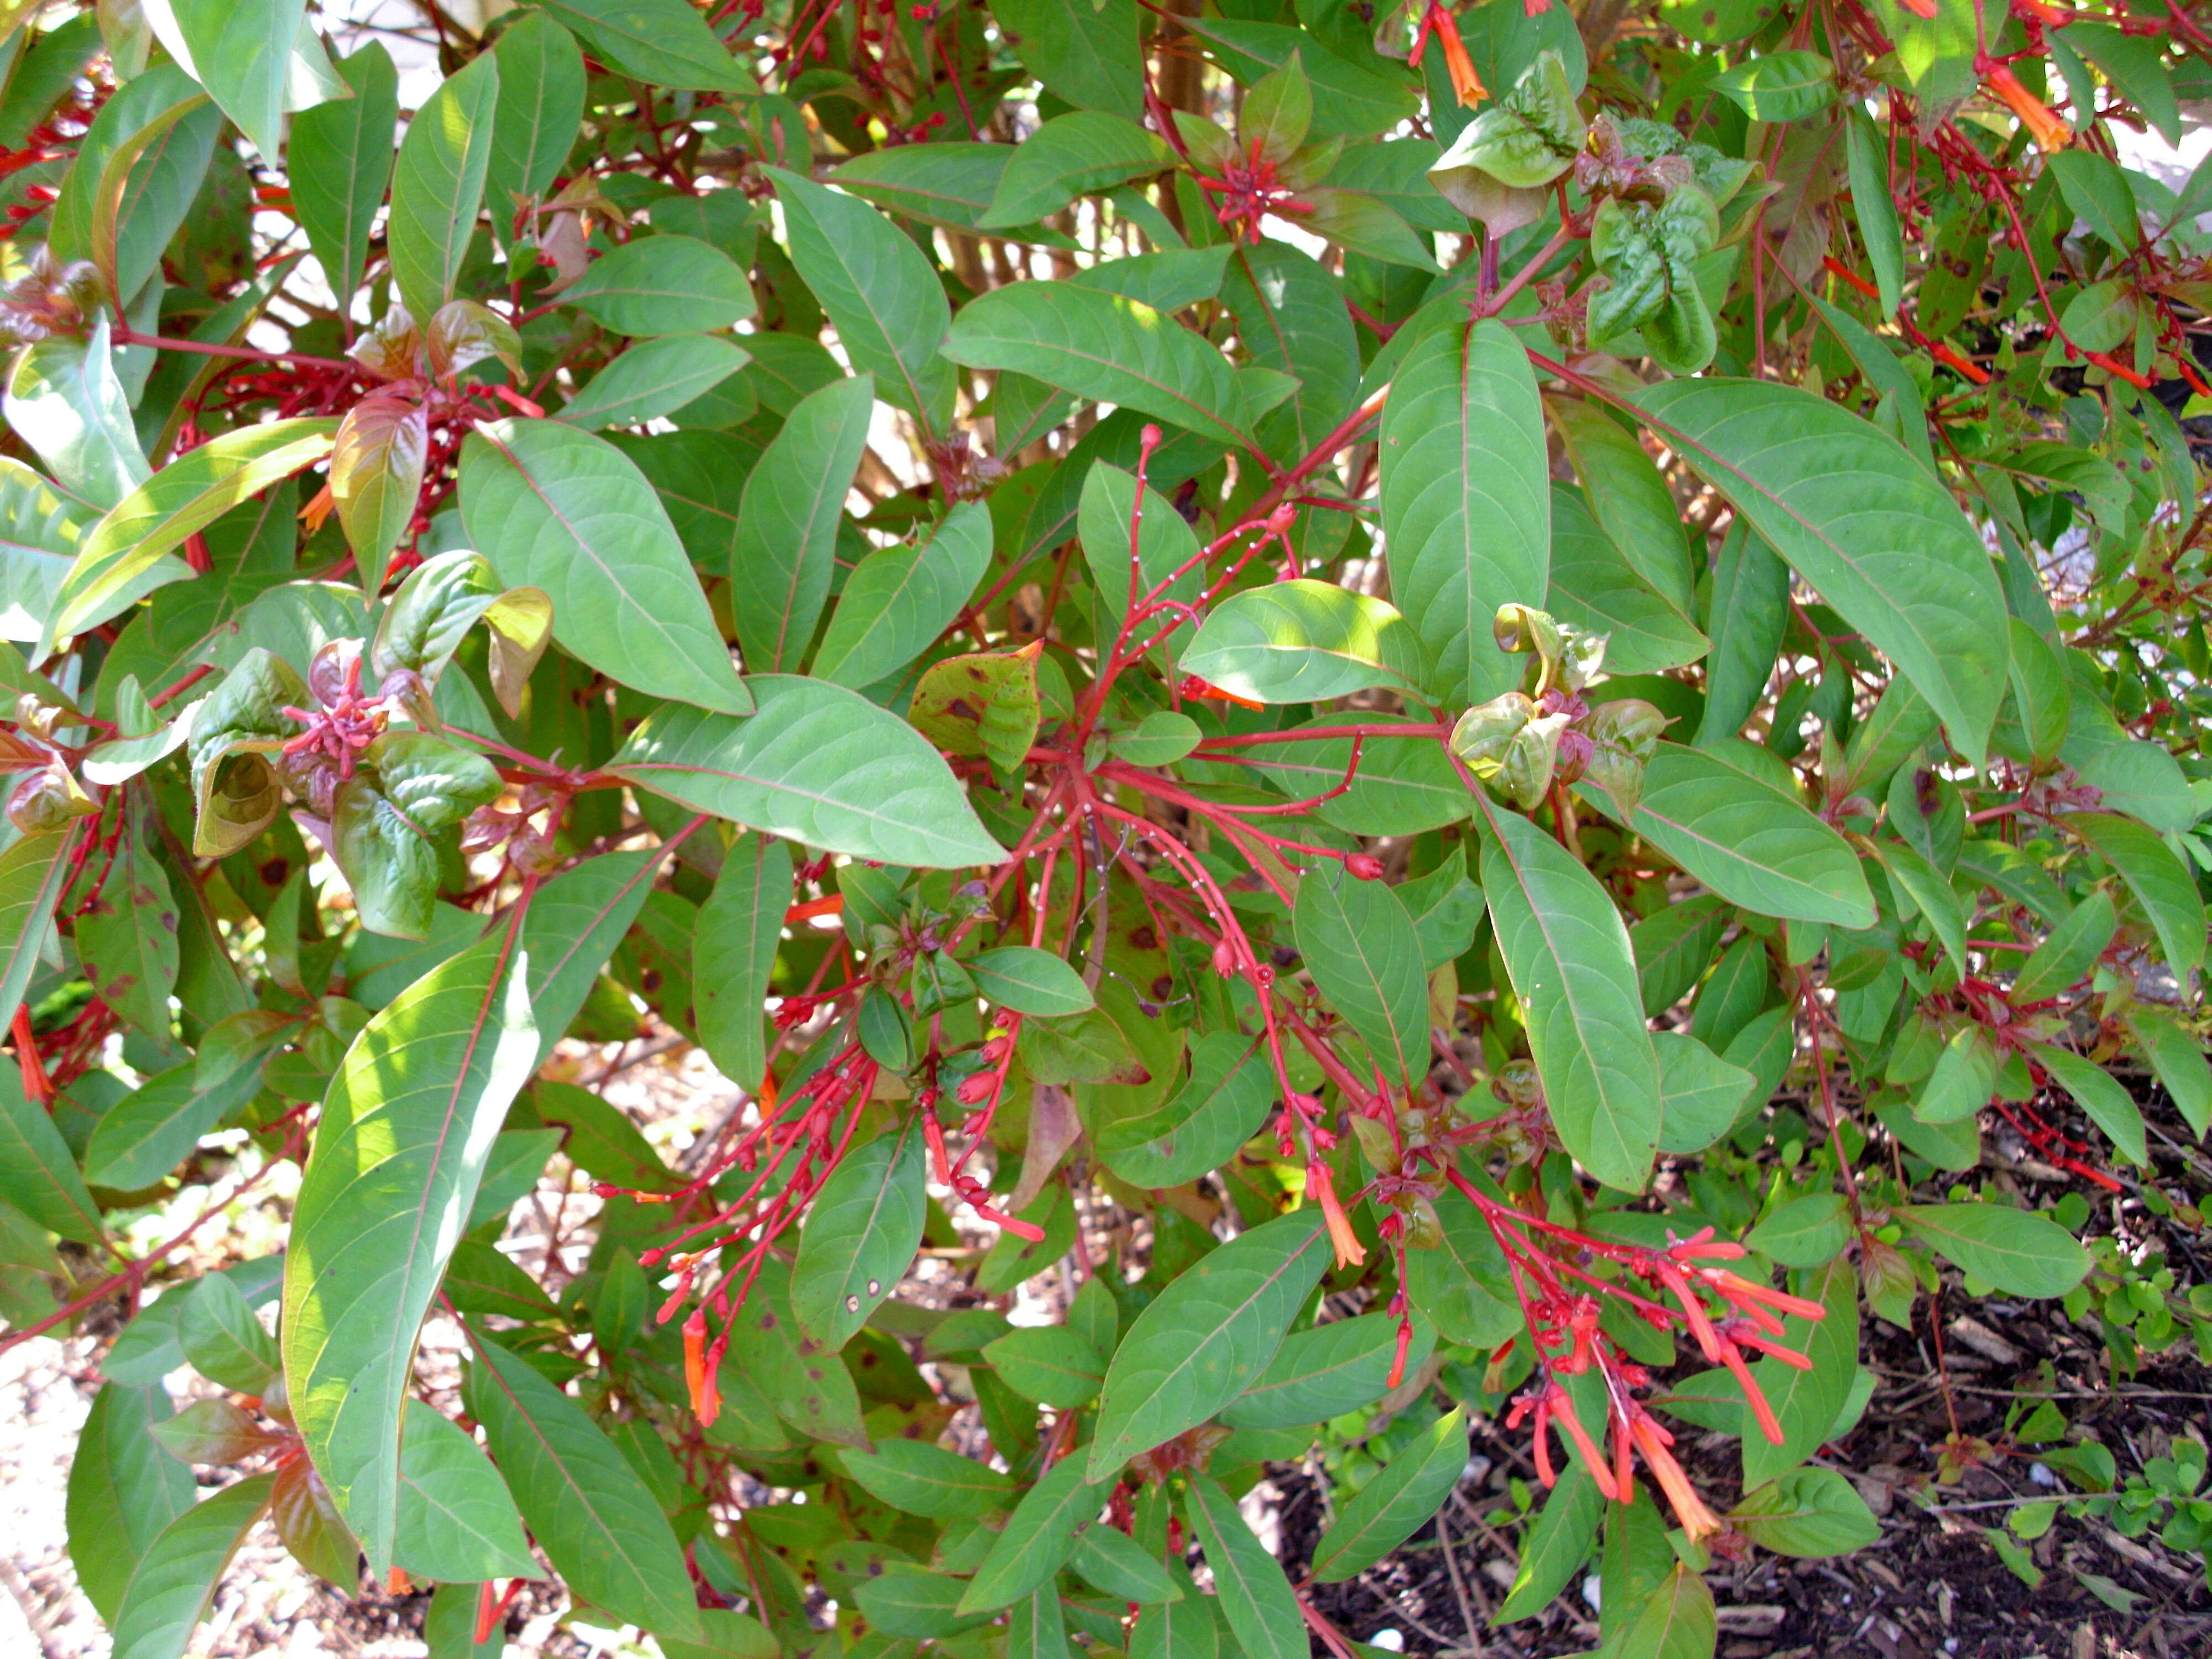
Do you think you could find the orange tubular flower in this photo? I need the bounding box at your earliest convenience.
[1719,1339,1785,1444]
[1313,1163,1369,1269]
[1897,0,1938,15]
[684,1308,721,1426]
[1548,1384,1623,1500]
[1410,3,1487,107]
[1630,1412,1724,1540]
[1984,61,2073,150]
[1709,1269,1827,1323]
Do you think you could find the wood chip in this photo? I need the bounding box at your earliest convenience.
[1945,1314,2025,1365]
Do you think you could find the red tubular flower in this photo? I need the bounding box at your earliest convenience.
[1546,1382,1621,1500]
[1653,1258,1725,1364]
[1718,1338,1785,1444]
[1411,3,1486,107]
[1312,1162,1369,1269]
[1707,1268,1827,1324]
[1386,1312,1414,1390]
[1629,1411,1723,1540]
[684,1308,721,1426]
[1983,61,2073,150]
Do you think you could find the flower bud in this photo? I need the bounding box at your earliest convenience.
[955,1071,997,1105]
[1344,852,1384,881]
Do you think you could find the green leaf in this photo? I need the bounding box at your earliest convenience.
[1709,48,1834,119]
[1545,484,1707,676]
[727,1251,873,1448]
[968,946,1096,1017]
[1131,1562,1216,1659]
[985,0,1143,120]
[766,168,955,429]
[1615,1564,1716,1659]
[945,280,1255,452]
[1181,579,1431,705]
[814,500,993,690]
[1182,18,1421,138]
[1609,741,1875,927]
[695,832,792,1093]
[1843,108,1903,319]
[1405,1180,1522,1347]
[6,315,149,510]
[66,1384,195,1624]
[1914,1023,1997,1125]
[82,1057,263,1191]
[1088,1209,1331,1478]
[2030,1042,2146,1167]
[1078,459,1204,656]
[982,112,1175,227]
[1899,1201,2090,1298]
[168,0,301,161]
[393,1400,537,1582]
[533,0,750,92]
[2126,1008,2212,1140]
[176,1270,279,1392]
[958,1453,1109,1612]
[1070,1522,1181,1604]
[335,734,503,941]
[857,1563,996,1636]
[1477,799,1660,1193]
[837,1440,1014,1519]
[1096,1030,1274,1190]
[289,43,399,304]
[109,1473,274,1659]
[1219,1311,1437,1430]
[1694,518,1789,745]
[73,819,177,1039]
[521,848,667,1065]
[0,822,68,1033]
[371,548,551,718]
[1223,242,1361,465]
[1294,863,1430,1086]
[983,1324,1107,1407]
[1733,1466,1881,1558]
[1180,1472,1306,1659]
[565,234,755,337]
[487,11,586,211]
[42,416,338,651]
[612,676,1007,868]
[0,455,101,643]
[1632,895,1728,1017]
[48,64,221,304]
[460,417,751,715]
[1633,377,2007,769]
[1313,1407,1468,1581]
[791,1118,927,1350]
[559,335,750,431]
[2064,811,2205,978]
[1655,1031,1757,1156]
[833,143,1016,232]
[281,919,539,1574]
[1740,1255,1858,1488]
[0,1058,104,1245]
[465,1333,703,1639]
[1381,317,1550,704]
[1872,837,1967,971]
[1744,1192,1849,1269]
[728,372,874,675]
[388,50,498,326]
[331,390,429,598]
[1548,395,1693,616]
[1493,1464,1600,1623]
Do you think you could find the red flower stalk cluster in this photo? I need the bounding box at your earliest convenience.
[1194,137,1312,245]
[1447,1168,1825,1538]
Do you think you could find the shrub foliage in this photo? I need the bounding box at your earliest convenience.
[0,0,2209,1654]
